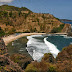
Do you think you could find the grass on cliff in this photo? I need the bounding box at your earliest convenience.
[51,24,65,33]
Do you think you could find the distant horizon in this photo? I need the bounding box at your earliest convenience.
[0,0,72,20]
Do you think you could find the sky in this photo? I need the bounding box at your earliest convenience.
[0,0,72,20]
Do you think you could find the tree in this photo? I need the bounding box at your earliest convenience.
[18,11,21,17]
[9,11,12,17]
[3,11,8,17]
[0,27,5,37]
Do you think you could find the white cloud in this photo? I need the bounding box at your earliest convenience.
[0,0,13,5]
[0,0,13,3]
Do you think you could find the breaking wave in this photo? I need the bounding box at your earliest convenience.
[26,35,60,61]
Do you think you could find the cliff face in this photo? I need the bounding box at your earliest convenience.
[62,24,71,33]
[0,5,71,34]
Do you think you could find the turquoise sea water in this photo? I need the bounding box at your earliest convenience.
[46,35,72,51]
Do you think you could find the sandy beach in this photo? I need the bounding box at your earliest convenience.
[3,33,46,46]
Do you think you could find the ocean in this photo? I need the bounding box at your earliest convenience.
[7,21,72,61]
[26,35,72,61]
[61,21,72,24]
[7,34,72,61]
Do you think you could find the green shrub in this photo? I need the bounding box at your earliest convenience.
[51,24,65,33]
[62,47,67,51]
[9,11,12,17]
[36,18,39,22]
[51,27,59,33]
[0,27,5,37]
[0,67,2,70]
[42,14,45,19]
[0,11,8,18]
[18,11,22,17]
[25,64,38,72]
[33,28,37,32]
[55,17,59,20]
[42,53,55,63]
[8,28,16,34]
[24,12,31,19]
[3,11,8,17]
[24,30,30,33]
[5,21,12,26]
[48,65,57,72]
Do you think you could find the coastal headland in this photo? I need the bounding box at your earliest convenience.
[0,5,72,72]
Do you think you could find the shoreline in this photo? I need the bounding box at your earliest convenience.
[3,32,67,46]
[3,33,46,46]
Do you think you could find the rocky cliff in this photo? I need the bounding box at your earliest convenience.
[0,5,71,35]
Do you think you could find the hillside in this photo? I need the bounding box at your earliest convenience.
[0,5,71,36]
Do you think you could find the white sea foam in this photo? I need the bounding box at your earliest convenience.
[63,35,72,39]
[26,35,50,61]
[26,34,72,61]
[44,37,60,58]
[12,42,20,46]
[19,50,24,51]
[70,42,72,44]
[26,34,60,61]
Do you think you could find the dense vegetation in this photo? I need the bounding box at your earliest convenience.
[25,45,72,72]
[51,24,65,33]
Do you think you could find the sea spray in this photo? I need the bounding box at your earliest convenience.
[26,35,60,61]
[26,35,50,61]
[44,37,60,58]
